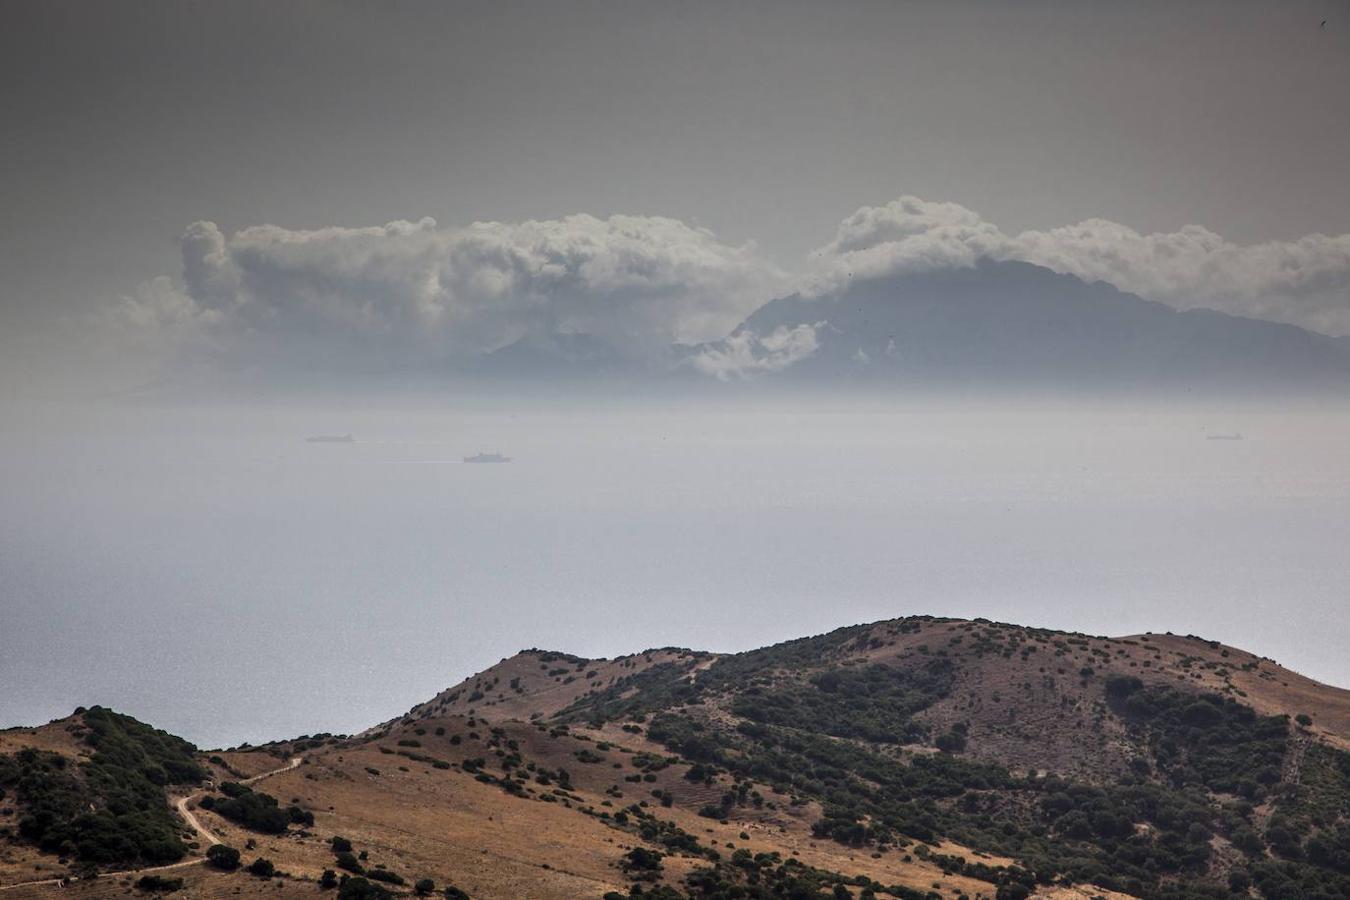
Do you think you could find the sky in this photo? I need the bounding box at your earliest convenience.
[2,0,1349,374]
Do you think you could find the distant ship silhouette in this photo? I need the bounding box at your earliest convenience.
[464,451,511,463]
[1206,433,1244,441]
[306,434,355,443]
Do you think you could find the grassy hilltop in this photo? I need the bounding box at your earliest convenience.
[2,616,1349,899]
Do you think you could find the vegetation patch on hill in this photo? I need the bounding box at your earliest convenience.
[730,659,956,744]
[198,779,312,833]
[0,706,205,867]
[557,621,1350,899]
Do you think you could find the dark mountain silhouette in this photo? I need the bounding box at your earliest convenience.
[725,260,1350,390]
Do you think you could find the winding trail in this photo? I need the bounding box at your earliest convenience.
[174,755,303,849]
[0,756,303,893]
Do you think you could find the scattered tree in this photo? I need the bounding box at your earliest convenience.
[205,843,240,870]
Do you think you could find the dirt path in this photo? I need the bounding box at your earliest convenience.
[0,756,303,893]
[172,755,305,849]
[174,793,220,848]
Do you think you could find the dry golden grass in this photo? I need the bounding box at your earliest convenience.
[0,718,86,760]
[383,648,697,729]
[0,865,315,899]
[227,714,998,899]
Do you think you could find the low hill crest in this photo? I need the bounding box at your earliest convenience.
[5,615,1350,899]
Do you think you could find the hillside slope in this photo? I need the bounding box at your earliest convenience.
[2,616,1349,900]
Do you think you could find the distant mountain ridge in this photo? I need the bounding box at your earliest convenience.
[710,260,1350,389]
[119,259,1350,397]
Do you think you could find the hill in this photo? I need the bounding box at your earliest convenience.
[710,261,1350,390]
[2,616,1349,899]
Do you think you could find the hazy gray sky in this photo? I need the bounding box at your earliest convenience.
[3,0,1348,343]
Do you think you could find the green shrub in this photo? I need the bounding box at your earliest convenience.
[136,874,184,893]
[729,661,953,745]
[337,877,392,899]
[366,868,405,885]
[1104,674,1143,702]
[210,786,290,834]
[205,843,241,870]
[0,707,204,867]
[935,729,967,753]
[335,850,364,873]
[622,846,664,873]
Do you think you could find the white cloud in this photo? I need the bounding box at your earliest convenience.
[1012,220,1350,335]
[154,213,784,370]
[811,196,1350,336]
[802,197,1013,297]
[105,276,216,331]
[89,198,1350,389]
[687,322,824,380]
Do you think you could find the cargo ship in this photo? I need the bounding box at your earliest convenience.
[464,451,511,463]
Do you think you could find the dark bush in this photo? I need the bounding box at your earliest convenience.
[218,781,250,798]
[935,729,967,753]
[210,787,290,834]
[205,843,240,870]
[1104,675,1143,702]
[335,850,363,873]
[136,874,184,893]
[366,868,405,885]
[287,805,314,826]
[622,846,664,873]
[337,877,392,900]
[247,857,275,877]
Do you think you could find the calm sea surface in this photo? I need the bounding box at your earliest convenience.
[3,398,1347,747]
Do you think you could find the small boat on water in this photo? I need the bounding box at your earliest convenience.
[1206,433,1244,441]
[306,434,355,443]
[464,451,511,463]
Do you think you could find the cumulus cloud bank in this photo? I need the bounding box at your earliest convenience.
[113,213,784,375]
[809,196,1350,336]
[98,198,1350,386]
[686,323,825,381]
